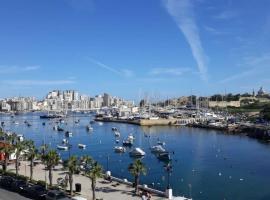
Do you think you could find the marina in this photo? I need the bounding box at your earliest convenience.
[1,112,270,199]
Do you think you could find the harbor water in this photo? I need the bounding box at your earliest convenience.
[1,112,270,200]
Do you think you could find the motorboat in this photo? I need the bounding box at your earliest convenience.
[42,122,46,126]
[62,138,68,144]
[123,138,133,146]
[57,126,64,132]
[128,134,135,141]
[151,145,166,153]
[86,125,93,131]
[57,145,68,151]
[114,146,126,153]
[157,140,165,146]
[78,144,86,149]
[112,127,118,131]
[65,131,73,137]
[114,131,120,137]
[157,152,171,161]
[17,134,24,142]
[129,148,145,157]
[115,139,120,143]
[75,119,80,124]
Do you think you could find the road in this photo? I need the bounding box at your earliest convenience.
[0,188,31,200]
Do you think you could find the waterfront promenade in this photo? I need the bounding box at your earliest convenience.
[7,161,189,200]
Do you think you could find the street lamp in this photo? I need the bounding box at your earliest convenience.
[164,162,173,189]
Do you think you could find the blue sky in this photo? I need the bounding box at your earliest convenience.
[0,0,270,100]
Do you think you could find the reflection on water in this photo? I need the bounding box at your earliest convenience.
[1,112,270,200]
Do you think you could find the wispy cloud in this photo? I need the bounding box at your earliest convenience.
[214,10,237,20]
[204,26,228,35]
[2,79,75,86]
[219,68,256,84]
[149,67,191,76]
[243,53,270,66]
[0,65,40,74]
[86,57,134,78]
[164,0,208,81]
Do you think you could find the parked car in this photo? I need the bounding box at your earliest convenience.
[0,176,15,188]
[71,196,87,200]
[11,179,29,194]
[45,190,70,200]
[25,185,47,200]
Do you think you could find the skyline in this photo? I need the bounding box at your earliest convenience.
[0,0,270,100]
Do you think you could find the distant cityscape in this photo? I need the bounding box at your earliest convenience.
[0,87,269,113]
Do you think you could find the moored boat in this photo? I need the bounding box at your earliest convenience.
[114,146,126,153]
[78,144,86,149]
[129,148,145,157]
[57,145,68,151]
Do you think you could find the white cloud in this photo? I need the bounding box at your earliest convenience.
[87,57,134,78]
[2,80,75,86]
[0,65,40,74]
[214,10,237,20]
[164,0,208,81]
[150,67,191,76]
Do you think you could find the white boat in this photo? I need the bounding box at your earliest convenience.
[17,134,24,142]
[129,148,145,157]
[86,125,93,131]
[157,140,166,146]
[114,146,126,153]
[128,134,135,141]
[78,144,86,149]
[114,131,120,137]
[65,131,73,137]
[151,145,166,153]
[57,145,68,151]
[112,127,118,131]
[14,122,19,125]
[53,125,58,130]
[62,138,68,144]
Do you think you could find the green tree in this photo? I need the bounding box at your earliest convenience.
[14,139,27,177]
[128,159,147,194]
[64,156,79,195]
[85,161,103,200]
[25,140,38,181]
[42,150,60,186]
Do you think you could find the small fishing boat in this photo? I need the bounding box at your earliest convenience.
[57,145,68,151]
[123,139,133,146]
[114,131,121,137]
[42,122,46,126]
[86,125,93,131]
[114,146,126,153]
[128,134,135,141]
[129,148,145,157]
[157,152,171,161]
[78,144,86,149]
[57,127,64,132]
[157,140,165,146]
[115,139,120,143]
[151,145,166,153]
[62,138,68,144]
[112,127,118,131]
[17,134,24,142]
[75,119,80,124]
[65,131,73,137]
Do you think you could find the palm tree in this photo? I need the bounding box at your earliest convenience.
[42,150,60,186]
[25,140,38,181]
[64,155,79,195]
[85,161,103,200]
[14,139,27,177]
[128,159,147,194]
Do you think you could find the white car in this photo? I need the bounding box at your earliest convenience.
[71,196,87,200]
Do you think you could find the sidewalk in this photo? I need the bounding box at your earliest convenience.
[7,161,167,200]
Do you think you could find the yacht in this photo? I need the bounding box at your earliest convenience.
[86,125,93,131]
[151,145,166,153]
[114,146,126,153]
[78,144,86,149]
[57,145,69,151]
[129,148,146,157]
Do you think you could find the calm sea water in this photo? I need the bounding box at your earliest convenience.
[1,112,270,200]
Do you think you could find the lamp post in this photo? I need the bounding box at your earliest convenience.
[164,161,173,200]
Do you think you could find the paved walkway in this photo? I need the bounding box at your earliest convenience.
[0,188,31,200]
[7,161,167,200]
